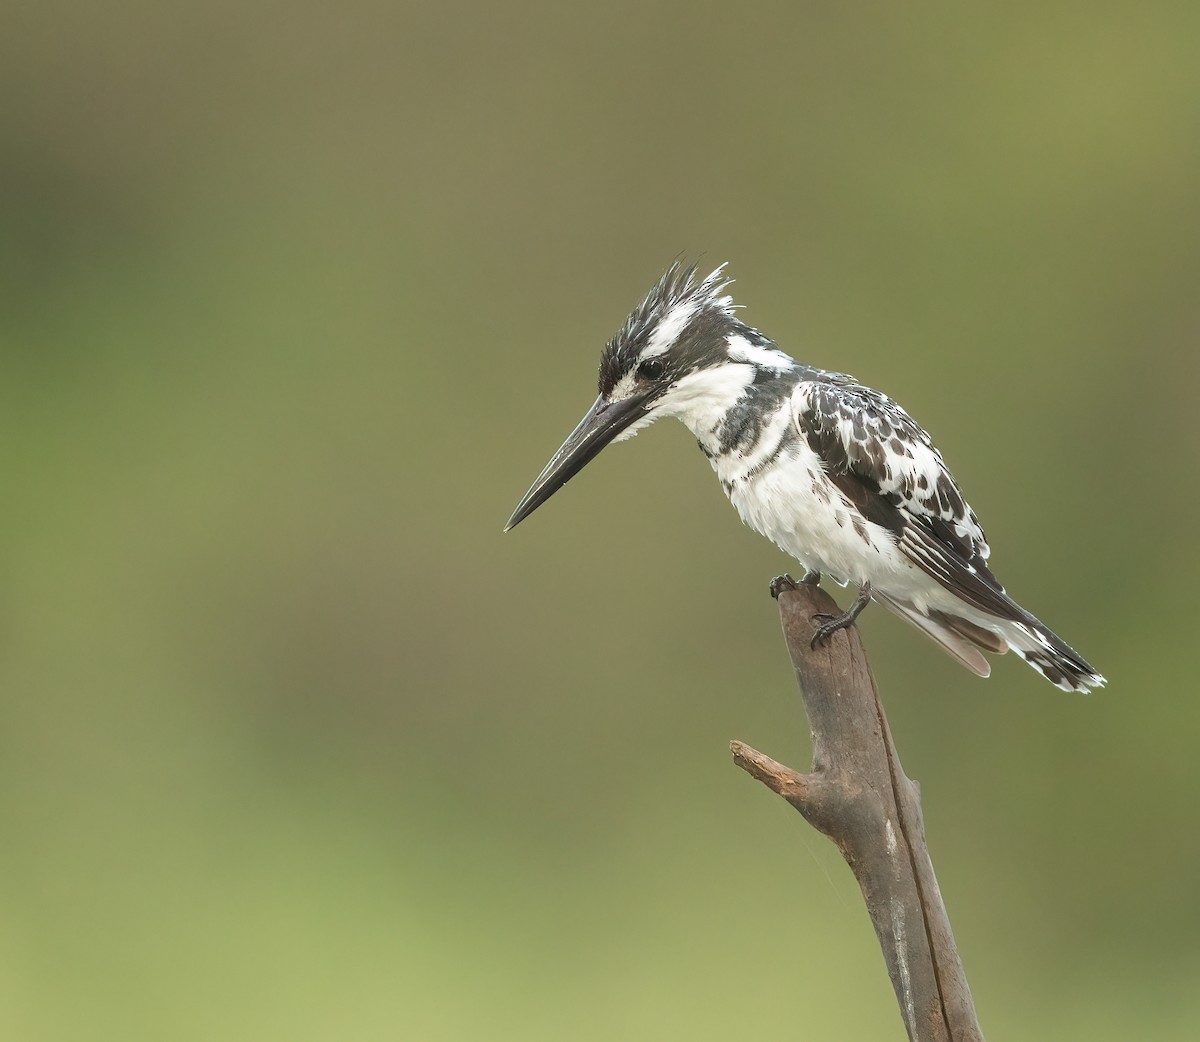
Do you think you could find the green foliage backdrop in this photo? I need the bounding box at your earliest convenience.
[2,3,1197,1038]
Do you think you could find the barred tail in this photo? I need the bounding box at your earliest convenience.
[1002,617,1106,693]
[875,591,1105,693]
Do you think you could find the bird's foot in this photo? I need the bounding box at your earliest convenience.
[769,574,798,599]
[770,570,821,599]
[809,581,872,649]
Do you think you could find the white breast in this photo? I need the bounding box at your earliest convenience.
[662,364,924,592]
[713,397,917,590]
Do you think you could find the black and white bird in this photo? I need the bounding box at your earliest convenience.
[506,263,1104,692]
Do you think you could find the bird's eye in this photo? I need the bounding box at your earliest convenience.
[638,358,665,380]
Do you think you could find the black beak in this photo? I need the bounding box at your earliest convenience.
[505,393,652,531]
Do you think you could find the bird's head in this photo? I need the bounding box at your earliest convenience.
[505,262,793,531]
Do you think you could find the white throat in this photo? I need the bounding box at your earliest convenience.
[656,363,758,446]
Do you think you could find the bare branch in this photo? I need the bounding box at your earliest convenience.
[733,578,985,1042]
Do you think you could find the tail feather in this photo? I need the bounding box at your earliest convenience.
[1000,618,1106,693]
[939,612,1008,654]
[874,592,991,678]
[874,592,1105,693]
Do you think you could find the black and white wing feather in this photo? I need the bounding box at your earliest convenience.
[794,372,1104,691]
[795,372,1002,595]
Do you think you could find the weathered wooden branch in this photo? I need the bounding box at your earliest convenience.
[732,577,984,1042]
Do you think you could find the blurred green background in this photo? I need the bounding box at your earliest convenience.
[2,2,1197,1039]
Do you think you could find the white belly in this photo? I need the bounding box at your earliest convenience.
[715,437,923,596]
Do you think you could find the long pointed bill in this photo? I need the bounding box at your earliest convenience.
[505,393,652,531]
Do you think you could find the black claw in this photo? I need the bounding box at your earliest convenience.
[769,574,799,599]
[810,613,849,648]
[807,581,873,649]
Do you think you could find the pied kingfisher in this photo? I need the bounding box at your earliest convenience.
[506,262,1104,692]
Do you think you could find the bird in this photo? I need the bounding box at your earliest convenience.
[505,262,1104,692]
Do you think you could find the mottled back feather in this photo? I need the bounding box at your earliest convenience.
[794,374,1020,614]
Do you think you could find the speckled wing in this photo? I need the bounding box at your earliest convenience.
[795,374,1020,618]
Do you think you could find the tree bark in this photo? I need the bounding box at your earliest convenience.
[732,577,985,1042]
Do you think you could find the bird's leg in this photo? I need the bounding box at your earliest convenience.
[800,569,822,586]
[810,580,872,648]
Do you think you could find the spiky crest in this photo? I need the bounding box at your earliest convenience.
[598,262,736,398]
